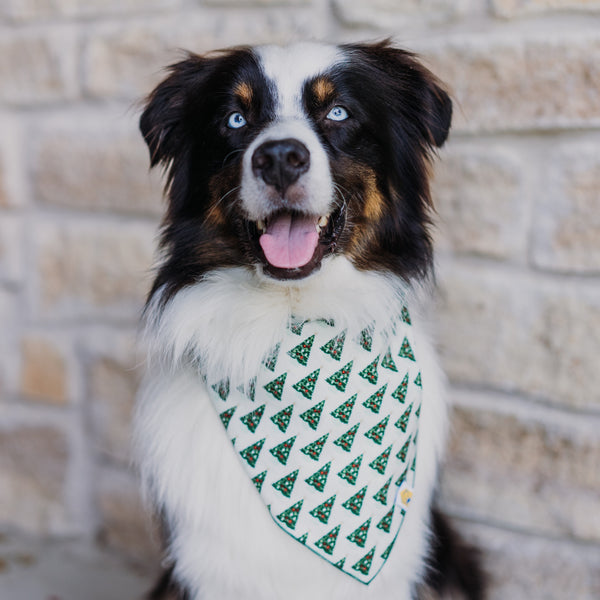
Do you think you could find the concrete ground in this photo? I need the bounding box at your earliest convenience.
[0,531,153,600]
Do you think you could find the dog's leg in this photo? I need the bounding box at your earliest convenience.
[147,565,191,600]
[417,508,487,600]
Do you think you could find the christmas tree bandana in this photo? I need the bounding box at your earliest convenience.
[206,308,422,584]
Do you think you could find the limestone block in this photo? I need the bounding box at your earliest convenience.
[424,34,600,132]
[32,220,155,321]
[531,144,600,273]
[19,336,69,405]
[493,0,600,18]
[0,30,78,105]
[32,122,163,217]
[0,425,69,533]
[433,144,526,260]
[436,264,600,410]
[441,401,600,542]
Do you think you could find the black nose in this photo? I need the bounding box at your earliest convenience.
[251,138,310,195]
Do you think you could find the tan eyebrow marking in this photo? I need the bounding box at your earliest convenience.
[312,77,336,103]
[234,81,253,106]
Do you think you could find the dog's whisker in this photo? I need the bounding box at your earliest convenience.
[214,185,241,209]
[222,148,245,167]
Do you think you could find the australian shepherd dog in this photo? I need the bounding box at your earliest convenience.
[135,40,486,600]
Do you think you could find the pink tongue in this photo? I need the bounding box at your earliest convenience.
[259,213,319,269]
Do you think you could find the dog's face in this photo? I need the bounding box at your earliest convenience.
[140,41,451,300]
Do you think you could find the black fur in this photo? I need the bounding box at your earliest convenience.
[147,565,190,600]
[420,508,487,600]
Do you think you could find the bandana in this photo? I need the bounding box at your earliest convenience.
[205,308,422,584]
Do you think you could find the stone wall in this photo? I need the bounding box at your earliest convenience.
[0,1,599,597]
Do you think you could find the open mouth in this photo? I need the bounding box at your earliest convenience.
[247,206,346,280]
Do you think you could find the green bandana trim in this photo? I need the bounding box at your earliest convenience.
[207,309,421,584]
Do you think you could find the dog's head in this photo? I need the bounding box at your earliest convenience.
[140,40,451,302]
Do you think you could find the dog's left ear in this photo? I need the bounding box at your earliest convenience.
[422,74,452,148]
[347,40,452,149]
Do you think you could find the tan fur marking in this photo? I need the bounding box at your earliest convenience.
[313,77,335,103]
[339,161,385,260]
[361,168,385,222]
[234,82,253,106]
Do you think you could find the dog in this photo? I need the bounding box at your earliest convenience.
[134,40,486,600]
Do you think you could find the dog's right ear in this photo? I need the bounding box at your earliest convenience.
[139,54,204,168]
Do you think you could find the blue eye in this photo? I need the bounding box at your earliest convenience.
[326,106,349,121]
[227,112,247,129]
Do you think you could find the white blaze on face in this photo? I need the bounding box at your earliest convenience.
[240,43,344,224]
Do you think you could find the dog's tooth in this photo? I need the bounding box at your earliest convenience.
[318,215,329,228]
[257,219,266,233]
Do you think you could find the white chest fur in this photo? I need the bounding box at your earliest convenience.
[134,258,448,600]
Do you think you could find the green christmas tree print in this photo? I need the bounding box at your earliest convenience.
[358,323,374,352]
[272,469,299,498]
[300,433,329,461]
[298,533,308,545]
[264,372,287,400]
[269,436,296,465]
[395,466,408,487]
[305,461,331,492]
[219,406,236,429]
[299,400,325,431]
[369,444,392,475]
[264,343,280,372]
[346,518,371,548]
[317,318,335,327]
[330,394,357,424]
[277,499,303,530]
[352,547,375,576]
[401,305,412,325]
[320,329,347,361]
[364,415,390,445]
[381,347,398,372]
[212,378,230,401]
[292,368,320,400]
[391,373,409,403]
[341,485,367,516]
[380,539,395,561]
[252,470,267,493]
[414,372,422,387]
[309,494,336,524]
[394,404,413,433]
[373,476,392,505]
[270,404,294,433]
[362,384,388,414]
[358,355,380,385]
[314,524,340,555]
[376,506,395,533]
[337,454,363,485]
[398,337,416,361]
[326,361,353,392]
[237,378,257,401]
[333,423,360,453]
[240,404,265,433]
[288,318,306,335]
[240,438,265,468]
[335,557,346,570]
[287,334,315,366]
[396,437,411,462]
